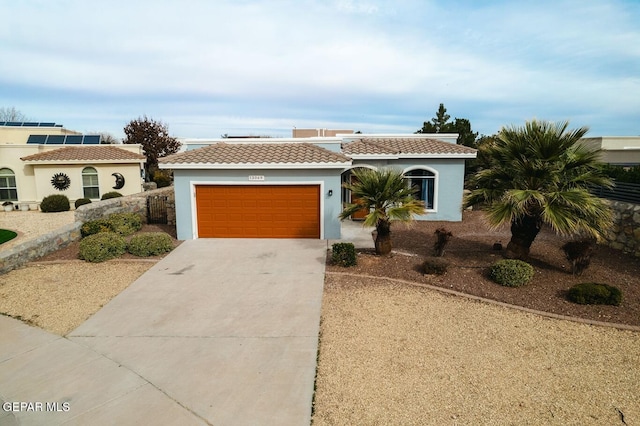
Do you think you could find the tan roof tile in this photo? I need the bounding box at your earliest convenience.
[160,143,351,165]
[343,137,477,156]
[20,146,146,162]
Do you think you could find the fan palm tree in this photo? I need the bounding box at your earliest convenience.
[339,168,426,255]
[464,120,613,259]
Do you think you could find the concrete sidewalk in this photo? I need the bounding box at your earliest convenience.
[0,239,326,425]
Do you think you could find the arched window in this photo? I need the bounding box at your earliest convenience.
[0,168,17,201]
[405,169,435,210]
[82,167,100,199]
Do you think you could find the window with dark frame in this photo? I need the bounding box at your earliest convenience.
[405,169,435,209]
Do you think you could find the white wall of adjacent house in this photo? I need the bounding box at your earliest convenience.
[0,144,145,205]
[30,163,144,203]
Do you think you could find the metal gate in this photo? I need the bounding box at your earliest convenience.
[147,195,168,224]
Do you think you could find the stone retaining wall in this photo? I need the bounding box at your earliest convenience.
[0,222,82,274]
[0,187,176,274]
[603,200,640,257]
[74,186,175,225]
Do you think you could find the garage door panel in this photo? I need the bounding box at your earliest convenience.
[195,185,320,238]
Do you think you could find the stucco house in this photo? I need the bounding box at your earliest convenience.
[159,133,476,240]
[0,122,146,209]
[579,137,640,166]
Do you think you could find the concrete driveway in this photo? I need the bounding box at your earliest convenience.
[0,239,326,425]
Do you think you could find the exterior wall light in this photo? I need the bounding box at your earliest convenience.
[328,189,333,196]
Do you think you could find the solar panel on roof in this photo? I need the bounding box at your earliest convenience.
[27,135,47,144]
[22,122,38,127]
[6,122,22,126]
[83,135,101,144]
[39,122,56,127]
[66,135,83,144]
[46,135,65,144]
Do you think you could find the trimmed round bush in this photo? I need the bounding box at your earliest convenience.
[422,257,449,275]
[40,194,70,213]
[489,259,534,287]
[74,198,92,209]
[79,232,126,263]
[107,212,142,236]
[568,283,622,306]
[80,219,112,238]
[127,232,174,257]
[331,242,357,267]
[101,191,123,200]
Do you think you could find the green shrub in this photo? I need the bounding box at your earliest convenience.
[80,219,112,238]
[331,242,357,267]
[489,259,534,287]
[74,198,92,209]
[152,171,172,188]
[127,232,174,257]
[79,232,126,262]
[107,212,142,236]
[101,191,123,200]
[40,194,71,212]
[568,283,622,306]
[422,257,449,275]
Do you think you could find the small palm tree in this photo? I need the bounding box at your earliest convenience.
[339,168,426,255]
[464,119,613,259]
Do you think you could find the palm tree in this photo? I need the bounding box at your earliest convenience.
[464,120,613,259]
[339,168,426,255]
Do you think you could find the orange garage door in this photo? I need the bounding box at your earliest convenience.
[195,185,320,238]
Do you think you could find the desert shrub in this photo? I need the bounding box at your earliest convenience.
[101,191,123,200]
[128,232,174,257]
[80,219,112,238]
[79,232,126,262]
[152,170,172,188]
[107,212,142,236]
[331,242,357,267]
[489,259,534,287]
[422,257,449,275]
[567,283,622,306]
[74,198,92,209]
[561,240,594,276]
[40,194,70,212]
[433,228,453,256]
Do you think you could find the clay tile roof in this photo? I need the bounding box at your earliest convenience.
[160,143,351,165]
[342,137,477,156]
[20,146,146,162]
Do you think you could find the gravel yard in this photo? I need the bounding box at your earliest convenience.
[0,261,153,335]
[0,210,75,250]
[312,274,640,425]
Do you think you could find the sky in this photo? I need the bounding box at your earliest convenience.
[1,0,639,140]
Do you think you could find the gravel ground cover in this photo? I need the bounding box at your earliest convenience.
[0,210,75,250]
[312,275,640,425]
[0,261,153,335]
[328,210,640,327]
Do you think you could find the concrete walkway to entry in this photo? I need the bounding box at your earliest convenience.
[0,239,327,425]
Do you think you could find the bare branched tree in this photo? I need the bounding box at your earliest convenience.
[0,107,29,122]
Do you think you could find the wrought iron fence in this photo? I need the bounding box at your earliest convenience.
[589,181,640,204]
[147,195,168,224]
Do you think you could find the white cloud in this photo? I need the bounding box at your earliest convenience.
[1,0,638,137]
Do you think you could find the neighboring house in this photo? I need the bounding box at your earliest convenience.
[292,128,354,138]
[159,134,476,240]
[0,122,146,208]
[579,137,640,166]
